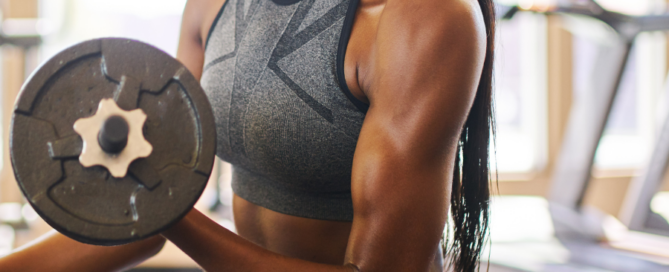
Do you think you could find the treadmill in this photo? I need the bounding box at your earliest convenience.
[492,1,669,271]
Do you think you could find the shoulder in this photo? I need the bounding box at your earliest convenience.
[381,0,487,52]
[385,0,485,26]
[365,0,488,101]
[182,0,228,47]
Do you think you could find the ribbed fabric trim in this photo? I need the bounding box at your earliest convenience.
[232,166,354,221]
[336,0,368,114]
[271,0,303,6]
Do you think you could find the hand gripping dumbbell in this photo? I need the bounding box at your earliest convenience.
[10,38,216,245]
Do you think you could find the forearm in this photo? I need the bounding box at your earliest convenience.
[0,230,165,272]
[162,209,356,272]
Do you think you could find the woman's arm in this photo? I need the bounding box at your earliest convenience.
[165,0,487,271]
[177,0,227,80]
[343,0,486,269]
[163,209,354,271]
[0,230,165,272]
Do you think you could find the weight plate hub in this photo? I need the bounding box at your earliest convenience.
[10,38,216,246]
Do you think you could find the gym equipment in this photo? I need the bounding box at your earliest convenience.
[498,0,669,240]
[619,74,669,236]
[486,1,669,271]
[9,38,216,246]
[536,0,669,239]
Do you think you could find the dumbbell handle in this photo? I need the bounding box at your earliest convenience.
[98,115,129,154]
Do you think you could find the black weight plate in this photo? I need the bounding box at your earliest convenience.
[10,38,216,246]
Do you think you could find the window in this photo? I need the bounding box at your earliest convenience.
[492,3,548,174]
[40,0,187,60]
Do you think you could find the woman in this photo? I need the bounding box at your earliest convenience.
[0,0,495,271]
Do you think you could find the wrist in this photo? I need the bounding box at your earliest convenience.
[162,208,199,240]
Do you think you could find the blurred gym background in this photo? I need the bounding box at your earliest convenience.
[0,0,668,271]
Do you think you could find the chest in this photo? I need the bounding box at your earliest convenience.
[200,0,367,188]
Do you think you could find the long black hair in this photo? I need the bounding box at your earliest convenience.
[444,0,496,271]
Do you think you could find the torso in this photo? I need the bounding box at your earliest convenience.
[201,0,366,222]
[195,0,442,269]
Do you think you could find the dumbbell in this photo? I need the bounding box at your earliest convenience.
[9,38,216,246]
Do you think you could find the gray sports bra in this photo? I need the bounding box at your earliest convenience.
[200,0,367,221]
